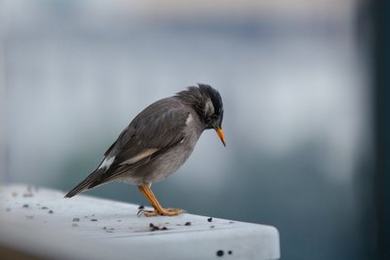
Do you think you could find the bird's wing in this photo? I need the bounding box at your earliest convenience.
[94,98,189,182]
[64,98,190,197]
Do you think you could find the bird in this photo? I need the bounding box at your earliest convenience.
[65,84,225,217]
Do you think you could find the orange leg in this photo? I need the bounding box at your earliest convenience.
[138,184,184,217]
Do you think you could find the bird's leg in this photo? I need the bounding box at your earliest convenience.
[137,184,184,217]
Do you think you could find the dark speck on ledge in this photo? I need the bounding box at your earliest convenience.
[149,223,159,231]
[216,250,224,257]
[184,221,191,226]
[48,210,54,214]
[90,218,98,222]
[23,204,29,208]
[228,250,233,255]
[149,223,168,231]
[207,217,213,222]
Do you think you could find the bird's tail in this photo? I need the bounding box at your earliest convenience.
[64,168,106,198]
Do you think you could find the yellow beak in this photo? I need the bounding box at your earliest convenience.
[215,128,226,147]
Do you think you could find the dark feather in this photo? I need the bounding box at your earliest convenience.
[104,98,188,160]
[64,168,106,198]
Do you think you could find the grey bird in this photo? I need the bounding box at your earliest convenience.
[65,84,225,216]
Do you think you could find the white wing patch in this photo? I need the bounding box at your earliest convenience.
[120,148,159,165]
[98,156,115,170]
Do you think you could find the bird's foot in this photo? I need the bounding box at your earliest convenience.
[138,208,185,217]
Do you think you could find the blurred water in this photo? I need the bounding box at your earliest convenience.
[0,1,377,259]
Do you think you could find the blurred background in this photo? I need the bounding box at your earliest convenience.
[0,0,380,259]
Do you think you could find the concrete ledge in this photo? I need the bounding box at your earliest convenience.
[0,184,280,260]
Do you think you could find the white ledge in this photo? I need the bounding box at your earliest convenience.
[0,184,280,260]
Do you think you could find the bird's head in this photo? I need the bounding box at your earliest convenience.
[176,84,226,146]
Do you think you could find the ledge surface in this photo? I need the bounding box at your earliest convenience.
[0,184,280,260]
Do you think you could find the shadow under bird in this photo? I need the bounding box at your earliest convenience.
[65,84,226,216]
